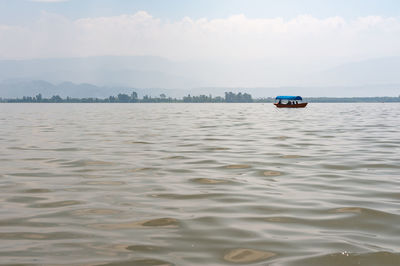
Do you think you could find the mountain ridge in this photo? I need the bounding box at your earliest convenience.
[1,55,400,97]
[1,79,399,98]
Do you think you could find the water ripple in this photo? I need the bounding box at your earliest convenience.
[0,103,399,265]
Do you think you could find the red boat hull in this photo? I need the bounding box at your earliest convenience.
[274,103,308,108]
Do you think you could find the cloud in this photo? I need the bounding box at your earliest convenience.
[1,11,400,61]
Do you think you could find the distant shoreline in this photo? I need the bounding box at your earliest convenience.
[1,92,400,103]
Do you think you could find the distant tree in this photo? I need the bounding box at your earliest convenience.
[224,91,252,102]
[243,93,253,102]
[225,92,235,102]
[131,91,138,102]
[183,94,192,102]
[117,93,130,102]
[142,95,152,102]
[214,96,224,102]
[50,95,62,103]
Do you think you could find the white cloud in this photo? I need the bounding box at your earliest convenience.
[1,11,400,61]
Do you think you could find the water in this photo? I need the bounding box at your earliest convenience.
[0,103,399,266]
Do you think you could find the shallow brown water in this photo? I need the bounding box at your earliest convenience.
[0,103,399,265]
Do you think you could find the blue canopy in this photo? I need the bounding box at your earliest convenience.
[275,96,303,100]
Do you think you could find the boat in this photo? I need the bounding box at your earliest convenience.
[274,96,308,108]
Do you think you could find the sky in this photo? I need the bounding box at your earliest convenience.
[0,0,400,93]
[0,0,400,61]
[1,0,400,23]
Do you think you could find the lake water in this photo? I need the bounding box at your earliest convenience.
[0,103,399,266]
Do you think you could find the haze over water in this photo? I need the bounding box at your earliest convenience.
[0,103,399,265]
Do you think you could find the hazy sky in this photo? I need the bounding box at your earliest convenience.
[0,0,400,61]
[2,0,400,23]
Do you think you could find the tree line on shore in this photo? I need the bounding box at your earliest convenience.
[0,92,256,103]
[1,92,400,103]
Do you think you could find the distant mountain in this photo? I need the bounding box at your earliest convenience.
[0,56,399,97]
[0,79,189,98]
[0,79,109,98]
[0,56,199,89]
[315,56,400,86]
[1,79,399,99]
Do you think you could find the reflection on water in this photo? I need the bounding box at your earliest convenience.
[0,103,399,265]
[223,248,276,263]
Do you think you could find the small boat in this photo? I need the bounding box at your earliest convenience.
[274,96,308,108]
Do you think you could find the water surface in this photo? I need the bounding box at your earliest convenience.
[0,103,399,265]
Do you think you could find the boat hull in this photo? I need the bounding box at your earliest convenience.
[274,103,308,108]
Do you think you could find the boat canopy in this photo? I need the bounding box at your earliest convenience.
[275,96,303,100]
